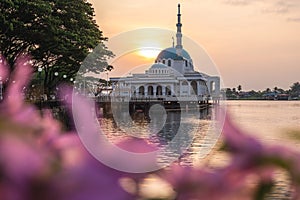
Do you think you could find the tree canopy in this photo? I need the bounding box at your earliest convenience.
[0,0,113,94]
[290,82,300,97]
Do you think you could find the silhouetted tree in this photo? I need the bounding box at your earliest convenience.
[290,82,300,97]
[0,0,113,95]
[237,85,242,93]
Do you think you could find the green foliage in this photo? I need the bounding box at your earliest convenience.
[0,0,113,94]
[290,82,300,98]
[225,88,237,99]
[225,82,300,100]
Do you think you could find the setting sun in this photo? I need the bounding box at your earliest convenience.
[138,48,161,59]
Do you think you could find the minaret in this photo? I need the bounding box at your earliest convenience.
[176,3,183,57]
[172,36,175,48]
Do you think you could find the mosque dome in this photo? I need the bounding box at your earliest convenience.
[156,47,191,60]
[150,63,169,69]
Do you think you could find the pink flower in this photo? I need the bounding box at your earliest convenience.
[0,55,134,199]
[0,55,40,127]
[61,86,160,174]
[51,134,134,200]
[160,164,253,200]
[0,134,55,200]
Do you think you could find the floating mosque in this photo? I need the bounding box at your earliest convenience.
[110,4,221,103]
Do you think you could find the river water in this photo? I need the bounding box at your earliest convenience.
[98,100,300,199]
[226,100,300,149]
[221,101,300,199]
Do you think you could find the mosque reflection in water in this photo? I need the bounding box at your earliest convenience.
[100,106,212,146]
[99,105,216,165]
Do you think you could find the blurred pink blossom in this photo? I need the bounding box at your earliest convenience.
[160,111,300,199]
[0,55,135,200]
[0,55,40,127]
[51,134,134,200]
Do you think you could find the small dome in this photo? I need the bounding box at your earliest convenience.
[156,47,191,60]
[150,63,169,69]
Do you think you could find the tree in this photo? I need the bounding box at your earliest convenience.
[225,88,237,99]
[232,88,236,94]
[237,85,242,93]
[0,0,113,95]
[273,87,278,93]
[265,88,271,93]
[290,82,300,97]
[75,73,113,97]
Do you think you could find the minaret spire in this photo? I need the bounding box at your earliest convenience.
[176,3,183,56]
[172,36,175,48]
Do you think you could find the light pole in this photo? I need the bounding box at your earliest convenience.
[37,67,44,107]
[54,71,59,92]
[106,72,109,88]
[38,67,43,100]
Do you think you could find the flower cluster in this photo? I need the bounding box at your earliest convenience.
[1,55,300,200]
[0,55,136,200]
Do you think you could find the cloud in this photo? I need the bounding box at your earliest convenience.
[263,0,300,21]
[262,0,295,14]
[261,7,289,14]
[287,17,300,22]
[222,0,261,6]
[222,0,300,21]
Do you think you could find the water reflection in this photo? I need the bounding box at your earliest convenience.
[99,106,217,166]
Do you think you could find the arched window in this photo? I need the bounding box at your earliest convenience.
[210,82,216,92]
[166,85,172,96]
[138,86,145,96]
[148,86,154,96]
[162,60,165,64]
[156,86,162,96]
[191,81,198,95]
[185,60,188,67]
[168,60,171,66]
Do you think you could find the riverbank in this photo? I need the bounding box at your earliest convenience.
[225,98,299,101]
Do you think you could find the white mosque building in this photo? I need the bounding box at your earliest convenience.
[110,4,220,102]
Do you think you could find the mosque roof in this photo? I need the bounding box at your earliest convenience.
[156,47,191,60]
[150,63,169,69]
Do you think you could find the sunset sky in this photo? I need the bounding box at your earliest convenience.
[89,0,300,91]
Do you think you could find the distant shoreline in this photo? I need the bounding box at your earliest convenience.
[225,98,299,101]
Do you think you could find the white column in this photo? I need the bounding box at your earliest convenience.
[171,85,174,96]
[153,85,157,97]
[162,86,166,96]
[145,86,148,97]
[197,81,201,96]
[179,81,182,96]
[136,86,140,97]
[188,82,191,96]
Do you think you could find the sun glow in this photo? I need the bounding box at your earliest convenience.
[138,49,161,59]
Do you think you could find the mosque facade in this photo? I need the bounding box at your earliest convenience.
[110,4,220,102]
